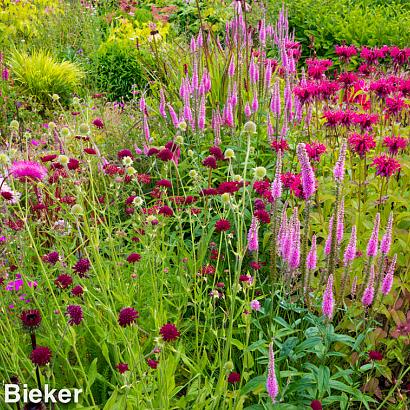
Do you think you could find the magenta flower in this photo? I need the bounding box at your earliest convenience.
[372,155,401,177]
[343,226,357,266]
[380,213,393,255]
[266,343,279,402]
[296,143,316,199]
[306,234,317,270]
[381,254,397,296]
[250,300,261,311]
[362,265,375,307]
[322,275,334,319]
[337,199,344,244]
[247,216,259,253]
[9,161,47,182]
[333,142,347,182]
[66,305,83,326]
[366,213,380,257]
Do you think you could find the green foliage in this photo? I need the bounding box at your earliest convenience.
[8,50,84,105]
[89,40,153,101]
[268,0,410,58]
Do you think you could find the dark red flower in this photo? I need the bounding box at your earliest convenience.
[84,148,97,155]
[71,285,84,297]
[40,154,57,163]
[127,253,141,263]
[254,209,270,224]
[118,307,139,327]
[67,158,80,170]
[73,258,91,277]
[203,155,218,169]
[159,205,173,216]
[42,251,59,265]
[218,181,240,194]
[310,400,323,410]
[156,179,172,189]
[92,118,104,129]
[116,363,129,374]
[159,323,180,341]
[55,274,73,289]
[157,148,173,162]
[368,350,383,361]
[147,148,160,156]
[20,310,42,330]
[227,371,240,384]
[137,174,151,184]
[117,149,134,160]
[66,305,83,325]
[209,146,224,160]
[215,219,231,232]
[201,188,218,196]
[147,359,159,369]
[30,346,52,366]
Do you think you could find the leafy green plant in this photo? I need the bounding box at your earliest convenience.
[8,49,84,105]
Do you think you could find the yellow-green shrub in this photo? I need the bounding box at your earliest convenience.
[9,50,84,104]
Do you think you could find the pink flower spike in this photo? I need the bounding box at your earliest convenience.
[266,343,279,402]
[366,213,380,257]
[381,254,396,296]
[380,213,393,255]
[333,141,347,183]
[247,216,259,253]
[296,143,316,199]
[336,199,344,244]
[362,265,375,307]
[306,234,317,270]
[322,274,334,319]
[343,226,357,266]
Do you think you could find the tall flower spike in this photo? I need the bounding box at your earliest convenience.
[343,225,357,266]
[333,141,347,182]
[324,216,334,255]
[270,153,282,202]
[306,234,317,270]
[266,343,279,402]
[362,265,375,307]
[366,213,380,257]
[322,274,334,319]
[289,218,300,269]
[159,89,167,119]
[247,216,259,253]
[351,276,358,298]
[336,199,344,244]
[380,212,393,255]
[381,254,396,296]
[296,143,316,199]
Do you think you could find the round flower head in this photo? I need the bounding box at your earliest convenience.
[243,121,257,134]
[159,323,180,341]
[250,300,261,311]
[147,358,159,369]
[116,363,129,374]
[20,309,42,331]
[254,167,267,180]
[224,148,235,159]
[311,400,323,410]
[227,371,241,384]
[9,161,47,182]
[30,346,52,366]
[118,307,139,327]
[66,305,83,325]
[215,219,231,233]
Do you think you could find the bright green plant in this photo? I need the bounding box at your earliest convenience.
[8,50,84,105]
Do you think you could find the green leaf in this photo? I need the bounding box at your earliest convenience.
[87,358,98,388]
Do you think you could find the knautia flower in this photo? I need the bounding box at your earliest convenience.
[381,254,397,296]
[306,234,317,270]
[30,346,52,366]
[333,141,347,183]
[20,310,42,331]
[343,226,357,266]
[247,216,259,253]
[118,307,139,327]
[296,143,316,199]
[266,343,279,402]
[9,161,47,182]
[243,121,257,134]
[380,213,393,255]
[224,148,235,160]
[66,305,83,326]
[322,275,334,319]
[159,323,180,341]
[362,265,375,307]
[366,213,380,257]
